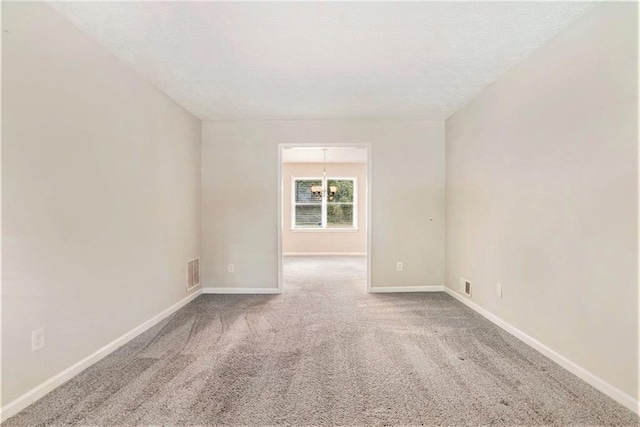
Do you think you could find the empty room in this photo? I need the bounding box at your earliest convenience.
[2,1,638,426]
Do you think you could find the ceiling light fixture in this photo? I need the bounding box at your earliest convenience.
[311,149,337,200]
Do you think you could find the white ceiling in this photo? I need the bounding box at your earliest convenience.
[48,1,595,121]
[282,147,367,164]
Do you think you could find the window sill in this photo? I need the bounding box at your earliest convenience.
[290,227,359,233]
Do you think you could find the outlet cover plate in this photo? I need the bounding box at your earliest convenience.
[32,327,45,352]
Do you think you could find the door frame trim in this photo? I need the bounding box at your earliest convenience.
[277,143,372,293]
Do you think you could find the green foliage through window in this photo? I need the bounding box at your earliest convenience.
[293,178,356,229]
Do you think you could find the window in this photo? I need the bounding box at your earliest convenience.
[292,177,356,230]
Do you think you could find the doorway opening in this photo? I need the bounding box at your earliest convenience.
[277,144,371,293]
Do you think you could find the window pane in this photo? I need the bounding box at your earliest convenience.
[296,180,322,203]
[326,204,353,227]
[327,179,354,203]
[295,205,322,227]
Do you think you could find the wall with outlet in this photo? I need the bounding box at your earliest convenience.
[4,0,636,420]
[445,3,638,401]
[201,120,445,290]
[2,1,202,407]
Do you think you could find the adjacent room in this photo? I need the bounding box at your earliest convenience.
[281,146,369,295]
[2,1,638,425]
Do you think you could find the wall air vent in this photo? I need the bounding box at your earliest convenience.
[460,277,472,297]
[187,258,200,290]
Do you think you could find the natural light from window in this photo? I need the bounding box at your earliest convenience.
[292,177,356,230]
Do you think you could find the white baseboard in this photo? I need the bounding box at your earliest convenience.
[443,287,639,415]
[370,285,444,293]
[0,289,203,423]
[283,252,367,256]
[202,287,280,294]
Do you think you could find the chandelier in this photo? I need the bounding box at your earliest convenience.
[310,149,337,200]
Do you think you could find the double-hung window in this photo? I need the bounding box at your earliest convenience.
[292,177,356,230]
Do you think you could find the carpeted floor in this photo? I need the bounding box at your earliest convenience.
[5,256,638,426]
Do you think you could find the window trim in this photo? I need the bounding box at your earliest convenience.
[291,176,358,231]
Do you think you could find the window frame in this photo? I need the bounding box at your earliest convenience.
[291,176,358,232]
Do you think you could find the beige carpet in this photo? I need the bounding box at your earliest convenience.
[4,256,638,426]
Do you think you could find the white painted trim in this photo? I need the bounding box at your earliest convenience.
[443,287,640,415]
[370,285,444,293]
[202,287,280,294]
[283,252,366,256]
[291,175,322,229]
[366,145,372,293]
[290,228,358,233]
[290,175,358,231]
[0,289,203,422]
[277,145,284,294]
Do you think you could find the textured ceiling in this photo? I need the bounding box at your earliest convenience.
[48,1,595,121]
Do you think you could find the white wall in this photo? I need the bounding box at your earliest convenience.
[282,162,367,254]
[446,3,638,402]
[2,2,202,406]
[202,120,445,290]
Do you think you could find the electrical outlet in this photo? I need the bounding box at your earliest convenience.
[32,327,45,352]
[496,282,503,298]
[396,261,403,272]
[228,263,235,273]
